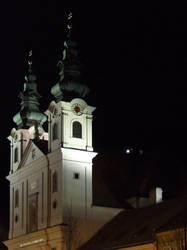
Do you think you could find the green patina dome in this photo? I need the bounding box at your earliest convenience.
[27,73,37,82]
[13,71,47,130]
[51,13,89,102]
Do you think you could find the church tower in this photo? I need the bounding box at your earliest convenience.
[46,12,97,224]
[4,51,50,249]
[9,51,47,175]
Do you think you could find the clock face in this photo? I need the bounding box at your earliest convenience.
[72,103,82,115]
[74,105,80,113]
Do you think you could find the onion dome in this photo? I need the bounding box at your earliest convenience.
[13,50,47,131]
[51,12,90,102]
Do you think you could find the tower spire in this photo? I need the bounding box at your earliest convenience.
[28,50,33,73]
[51,11,90,102]
[67,11,73,37]
[13,50,47,131]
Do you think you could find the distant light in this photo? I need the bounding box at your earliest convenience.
[126,148,131,154]
[139,149,143,155]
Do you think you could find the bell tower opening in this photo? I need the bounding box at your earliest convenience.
[72,121,82,138]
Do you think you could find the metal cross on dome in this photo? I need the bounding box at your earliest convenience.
[67,12,73,30]
[28,50,33,73]
[68,12,72,20]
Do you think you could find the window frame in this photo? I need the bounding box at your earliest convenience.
[14,147,18,163]
[73,172,80,180]
[52,123,58,141]
[72,121,82,139]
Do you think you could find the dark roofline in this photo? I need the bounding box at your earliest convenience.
[79,196,187,250]
[156,208,187,233]
[92,203,130,209]
[99,240,155,250]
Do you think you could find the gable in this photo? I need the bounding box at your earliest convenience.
[25,143,44,165]
[18,140,46,169]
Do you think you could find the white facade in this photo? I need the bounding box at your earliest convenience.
[6,97,121,248]
[7,139,48,239]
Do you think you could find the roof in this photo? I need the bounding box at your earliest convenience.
[79,196,187,250]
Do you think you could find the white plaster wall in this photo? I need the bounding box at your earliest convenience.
[61,148,97,221]
[48,149,63,227]
[86,115,94,151]
[12,182,23,238]
[50,160,63,226]
[63,160,86,219]
[40,169,48,229]
[22,179,27,236]
[8,186,13,239]
[27,169,48,230]
[12,136,21,172]
[8,150,49,239]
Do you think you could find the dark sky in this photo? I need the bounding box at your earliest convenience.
[0,1,187,213]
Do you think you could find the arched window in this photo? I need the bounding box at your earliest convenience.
[72,121,82,138]
[52,171,58,193]
[14,148,18,163]
[52,123,58,141]
[15,190,19,208]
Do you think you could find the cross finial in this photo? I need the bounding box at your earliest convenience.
[67,12,73,30]
[68,12,72,20]
[28,50,33,73]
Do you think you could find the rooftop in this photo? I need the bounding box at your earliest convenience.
[79,195,187,250]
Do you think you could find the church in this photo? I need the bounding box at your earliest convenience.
[4,13,122,250]
[3,12,187,250]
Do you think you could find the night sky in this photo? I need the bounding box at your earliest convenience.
[0,1,187,219]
